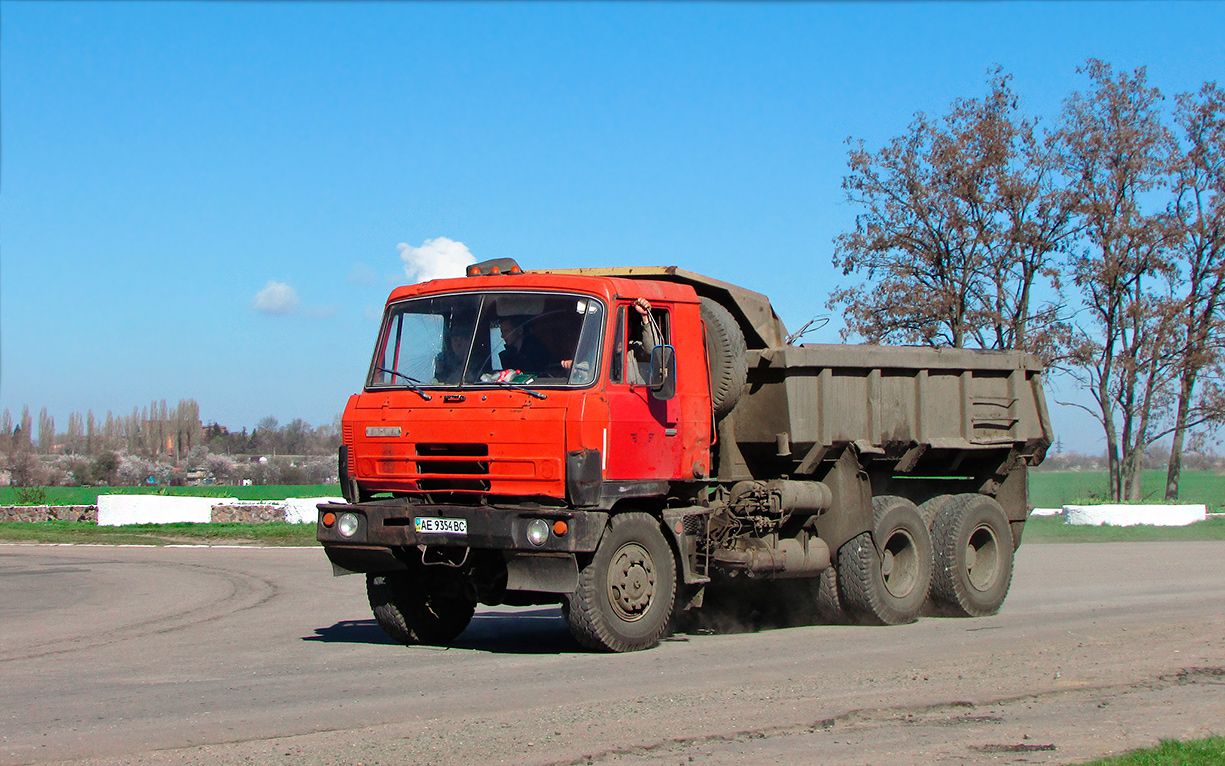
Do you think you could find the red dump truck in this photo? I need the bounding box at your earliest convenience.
[318,260,1052,651]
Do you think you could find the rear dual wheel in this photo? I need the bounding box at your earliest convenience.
[930,494,1014,617]
[838,496,933,625]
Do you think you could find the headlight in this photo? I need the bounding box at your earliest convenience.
[526,518,550,546]
[337,512,360,538]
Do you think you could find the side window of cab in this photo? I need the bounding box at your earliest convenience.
[612,302,669,386]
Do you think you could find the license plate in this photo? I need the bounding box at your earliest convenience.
[414,517,467,535]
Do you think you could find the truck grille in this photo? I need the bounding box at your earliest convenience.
[414,444,492,491]
[417,478,492,491]
[416,460,490,475]
[343,425,356,473]
[416,443,489,456]
[359,436,558,496]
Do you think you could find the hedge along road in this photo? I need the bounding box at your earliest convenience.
[1,543,1223,766]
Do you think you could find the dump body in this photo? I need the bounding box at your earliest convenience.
[319,262,1052,652]
[719,343,1051,557]
[737,344,1049,459]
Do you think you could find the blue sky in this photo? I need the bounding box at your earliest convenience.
[2,1,1222,451]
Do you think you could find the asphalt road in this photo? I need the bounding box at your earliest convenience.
[1,541,1222,766]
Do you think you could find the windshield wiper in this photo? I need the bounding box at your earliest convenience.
[490,380,547,400]
[373,367,433,400]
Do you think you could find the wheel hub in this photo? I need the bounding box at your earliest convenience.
[607,542,656,621]
[965,524,1000,591]
[881,529,918,598]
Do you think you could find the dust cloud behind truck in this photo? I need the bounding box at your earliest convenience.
[318,261,1052,651]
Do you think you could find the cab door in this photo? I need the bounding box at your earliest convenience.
[603,301,682,481]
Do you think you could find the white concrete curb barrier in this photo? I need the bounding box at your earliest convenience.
[284,497,345,524]
[97,495,238,526]
[1063,504,1208,527]
[1030,507,1063,517]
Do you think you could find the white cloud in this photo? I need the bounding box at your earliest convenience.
[397,237,476,284]
[253,281,301,315]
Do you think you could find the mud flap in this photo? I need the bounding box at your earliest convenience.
[324,545,408,576]
[504,552,580,593]
[566,449,602,507]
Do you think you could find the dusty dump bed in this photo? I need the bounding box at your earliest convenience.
[735,343,1052,468]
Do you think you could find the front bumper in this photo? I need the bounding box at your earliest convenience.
[317,500,608,554]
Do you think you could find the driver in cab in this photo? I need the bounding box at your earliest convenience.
[498,316,553,373]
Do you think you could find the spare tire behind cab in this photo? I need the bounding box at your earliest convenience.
[700,297,748,419]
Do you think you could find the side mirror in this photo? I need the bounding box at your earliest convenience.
[649,345,677,400]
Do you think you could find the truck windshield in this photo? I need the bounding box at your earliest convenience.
[368,292,605,389]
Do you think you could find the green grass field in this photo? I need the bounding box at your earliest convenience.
[1071,737,1225,766]
[1029,469,1225,511]
[0,485,337,506]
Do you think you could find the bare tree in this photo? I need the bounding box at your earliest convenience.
[122,412,134,453]
[831,69,1071,358]
[254,416,280,456]
[1056,60,1179,501]
[1164,82,1225,499]
[18,406,33,451]
[8,450,48,487]
[174,399,203,460]
[989,122,1079,359]
[103,411,118,453]
[66,413,85,455]
[37,408,55,454]
[283,418,309,455]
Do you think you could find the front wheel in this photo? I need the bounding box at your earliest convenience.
[565,512,678,652]
[366,571,476,646]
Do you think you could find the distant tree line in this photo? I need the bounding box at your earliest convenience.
[1,399,204,459]
[1036,444,1224,473]
[831,60,1224,503]
[1,399,341,489]
[202,415,342,458]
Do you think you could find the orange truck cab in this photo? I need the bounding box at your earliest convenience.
[319,259,718,651]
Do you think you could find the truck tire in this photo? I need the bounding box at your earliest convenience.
[838,496,933,625]
[930,494,1014,617]
[366,572,476,646]
[700,298,748,419]
[565,512,678,652]
[815,565,848,624]
[918,494,954,528]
